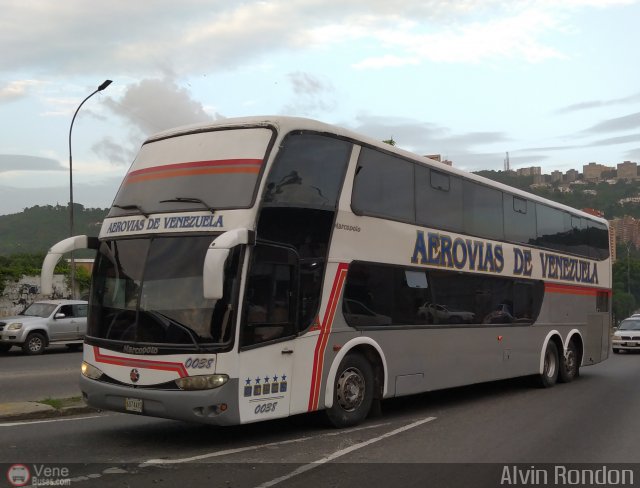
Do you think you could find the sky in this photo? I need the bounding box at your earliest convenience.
[1,0,640,216]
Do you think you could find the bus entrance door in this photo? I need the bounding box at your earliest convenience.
[237,243,298,423]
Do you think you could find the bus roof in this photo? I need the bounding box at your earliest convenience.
[144,116,608,226]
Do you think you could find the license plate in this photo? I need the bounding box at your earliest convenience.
[125,398,143,413]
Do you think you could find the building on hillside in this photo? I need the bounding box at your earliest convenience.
[424,154,453,166]
[565,169,579,182]
[610,215,640,249]
[617,161,638,181]
[583,162,614,182]
[516,166,541,177]
[550,170,563,183]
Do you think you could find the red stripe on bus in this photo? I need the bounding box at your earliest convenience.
[544,283,611,296]
[128,159,263,177]
[125,166,260,184]
[308,263,349,412]
[93,346,188,377]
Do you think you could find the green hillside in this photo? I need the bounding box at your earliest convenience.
[474,171,640,219]
[0,204,108,256]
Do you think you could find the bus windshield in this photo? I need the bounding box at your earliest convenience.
[88,235,240,348]
[108,127,273,217]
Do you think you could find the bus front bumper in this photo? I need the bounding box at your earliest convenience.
[80,375,241,426]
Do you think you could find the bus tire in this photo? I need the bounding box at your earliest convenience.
[325,353,374,428]
[537,340,559,388]
[22,332,47,355]
[558,340,580,383]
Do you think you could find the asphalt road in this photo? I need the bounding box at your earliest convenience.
[0,345,83,402]
[1,351,639,487]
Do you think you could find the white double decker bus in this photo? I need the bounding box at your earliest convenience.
[42,116,611,427]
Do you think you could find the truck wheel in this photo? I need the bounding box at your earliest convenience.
[22,332,46,355]
[536,341,559,388]
[325,353,374,428]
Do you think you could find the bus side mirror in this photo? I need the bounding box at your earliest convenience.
[203,228,254,300]
[41,235,99,296]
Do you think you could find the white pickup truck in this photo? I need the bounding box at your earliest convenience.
[0,300,88,355]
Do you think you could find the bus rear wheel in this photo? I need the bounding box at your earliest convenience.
[558,340,580,383]
[325,353,374,428]
[537,341,559,388]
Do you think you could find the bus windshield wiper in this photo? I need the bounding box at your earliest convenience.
[160,197,216,214]
[113,204,149,218]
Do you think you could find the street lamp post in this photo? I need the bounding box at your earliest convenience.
[68,79,112,299]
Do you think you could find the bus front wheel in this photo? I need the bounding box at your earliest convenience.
[537,341,559,388]
[325,353,374,428]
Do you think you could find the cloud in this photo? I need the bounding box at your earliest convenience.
[583,112,640,134]
[281,72,336,116]
[0,154,64,173]
[625,147,640,160]
[91,137,136,166]
[556,92,640,114]
[0,80,43,103]
[588,134,640,146]
[93,77,221,167]
[0,1,628,78]
[349,114,508,152]
[346,114,512,171]
[104,77,216,135]
[353,8,566,68]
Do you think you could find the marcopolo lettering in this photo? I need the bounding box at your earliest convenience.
[411,230,504,273]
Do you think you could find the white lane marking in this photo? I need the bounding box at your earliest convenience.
[143,421,391,465]
[0,415,104,427]
[255,417,437,488]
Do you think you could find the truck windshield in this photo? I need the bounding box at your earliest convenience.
[108,127,273,217]
[22,303,57,318]
[88,235,240,348]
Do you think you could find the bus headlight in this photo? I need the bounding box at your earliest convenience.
[81,361,104,380]
[6,322,23,330]
[175,374,229,391]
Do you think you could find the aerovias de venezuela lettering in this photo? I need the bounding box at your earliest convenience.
[411,231,599,285]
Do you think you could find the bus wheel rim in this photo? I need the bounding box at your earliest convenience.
[545,349,556,377]
[565,349,575,373]
[336,367,365,412]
